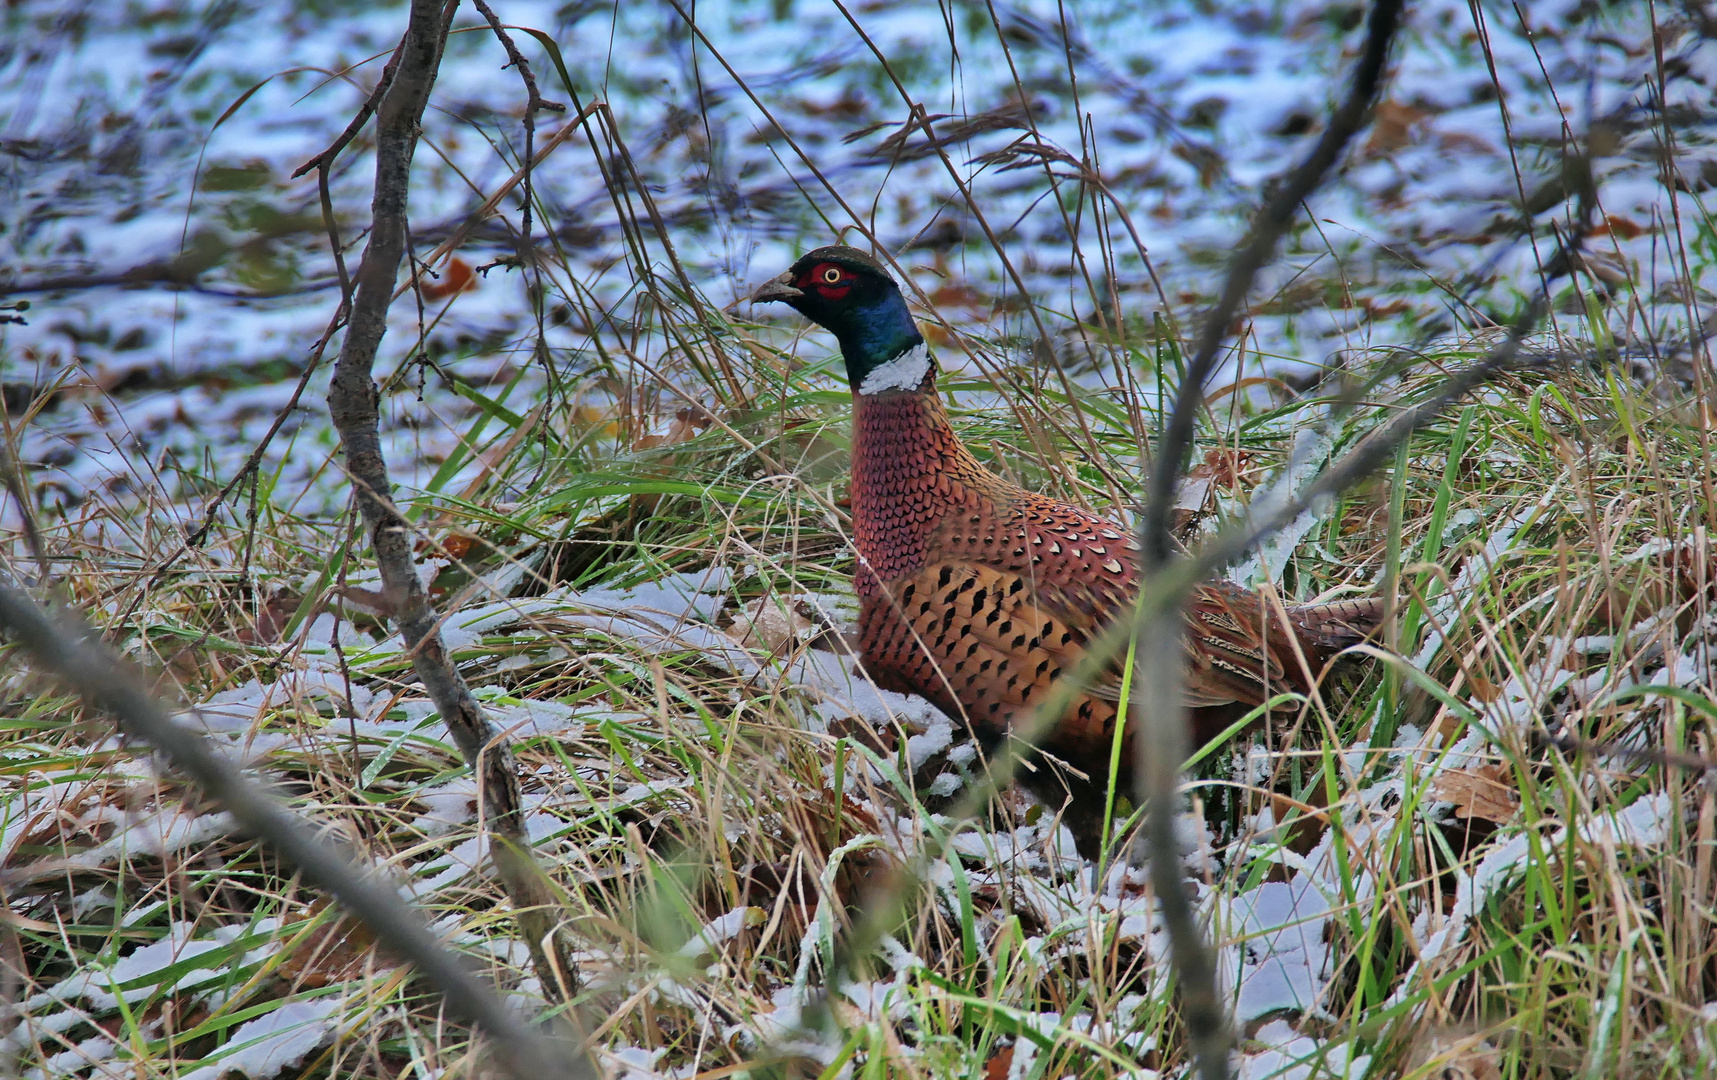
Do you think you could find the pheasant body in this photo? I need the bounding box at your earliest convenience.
[755,246,1381,853]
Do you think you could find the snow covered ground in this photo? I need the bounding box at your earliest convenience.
[5,547,1701,1077]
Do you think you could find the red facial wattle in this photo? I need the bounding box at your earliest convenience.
[800,262,853,300]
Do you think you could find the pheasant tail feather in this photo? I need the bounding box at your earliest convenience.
[1286,595,1386,651]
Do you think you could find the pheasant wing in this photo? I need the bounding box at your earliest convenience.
[865,559,1255,718]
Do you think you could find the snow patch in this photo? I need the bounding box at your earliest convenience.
[180,998,349,1080]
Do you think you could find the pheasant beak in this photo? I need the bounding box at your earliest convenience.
[751,271,802,304]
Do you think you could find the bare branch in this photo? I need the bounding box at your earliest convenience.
[468,0,568,387]
[1129,300,1538,1080]
[291,37,408,181]
[324,0,582,1011]
[0,586,587,1080]
[470,0,566,265]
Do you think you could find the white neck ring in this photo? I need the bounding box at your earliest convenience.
[857,342,932,396]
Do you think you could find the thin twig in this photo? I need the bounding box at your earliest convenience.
[291,37,408,181]
[0,586,587,1080]
[469,0,565,264]
[318,159,355,310]
[469,0,567,397]
[295,35,409,315]
[99,308,349,643]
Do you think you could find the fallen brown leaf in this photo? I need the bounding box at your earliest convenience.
[1431,763,1517,824]
[1366,100,1430,154]
[1468,676,1502,703]
[418,256,478,301]
[279,901,388,988]
[414,532,476,561]
[1593,213,1645,240]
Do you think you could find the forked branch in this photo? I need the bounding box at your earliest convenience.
[1132,6,1405,1077]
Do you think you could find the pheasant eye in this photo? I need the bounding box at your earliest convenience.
[821,267,844,284]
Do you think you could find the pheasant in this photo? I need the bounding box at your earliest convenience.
[754,245,1381,855]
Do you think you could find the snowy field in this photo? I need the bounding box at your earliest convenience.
[4,0,1712,524]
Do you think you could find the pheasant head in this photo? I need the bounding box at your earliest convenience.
[753,245,933,395]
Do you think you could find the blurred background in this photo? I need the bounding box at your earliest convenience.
[4,0,1708,528]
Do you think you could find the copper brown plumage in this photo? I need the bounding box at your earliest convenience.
[755,246,1382,854]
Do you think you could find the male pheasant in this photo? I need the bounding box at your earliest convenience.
[754,245,1380,855]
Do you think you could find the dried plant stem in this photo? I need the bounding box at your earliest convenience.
[323,0,579,1009]
[0,587,587,1080]
[469,0,565,259]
